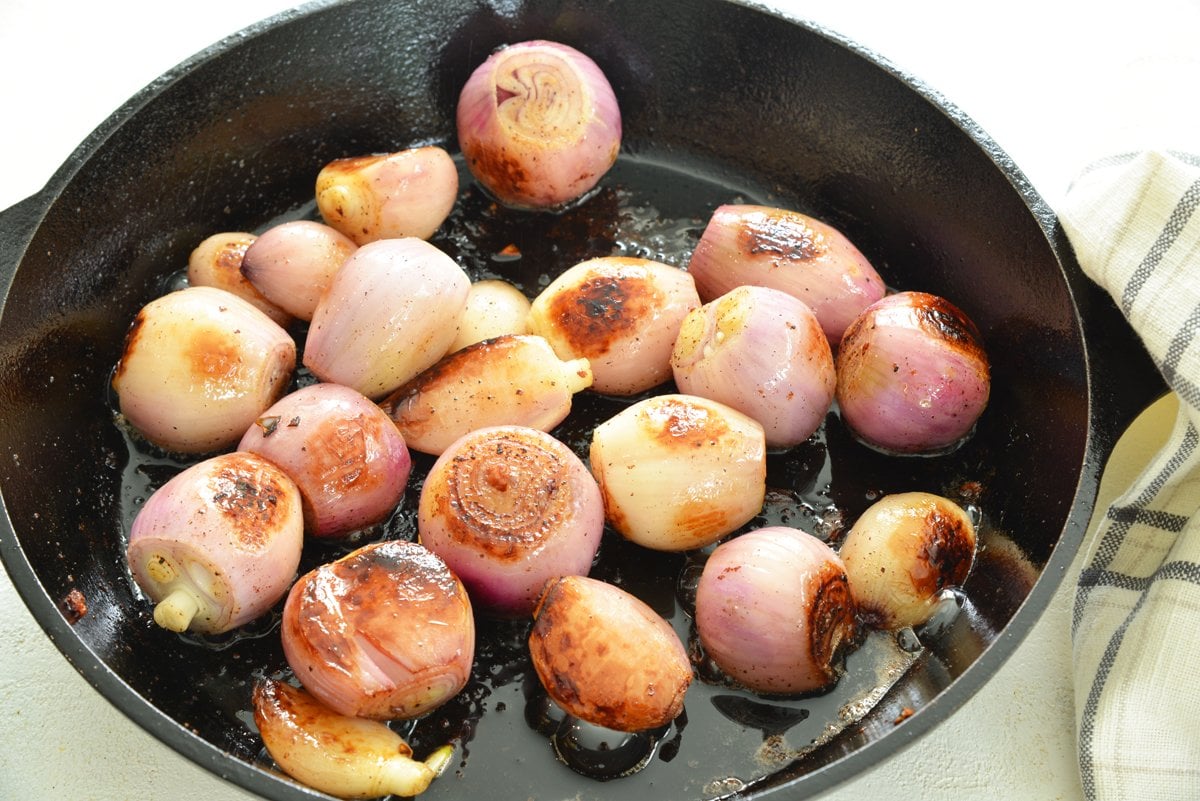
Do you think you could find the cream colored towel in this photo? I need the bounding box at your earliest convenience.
[1061,150,1200,800]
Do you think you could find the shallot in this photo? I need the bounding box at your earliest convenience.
[112,285,296,454]
[836,291,990,454]
[126,451,304,635]
[186,231,292,327]
[687,204,885,344]
[671,285,835,449]
[838,492,977,630]
[457,40,621,209]
[418,425,604,616]
[449,278,532,352]
[239,220,358,321]
[237,383,412,538]
[302,238,470,399]
[529,575,692,732]
[694,526,858,695]
[281,540,475,720]
[253,678,452,799]
[380,334,593,456]
[588,394,766,551]
[315,145,459,244]
[527,256,700,395]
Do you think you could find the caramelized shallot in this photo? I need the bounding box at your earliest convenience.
[838,492,977,630]
[418,425,604,616]
[112,285,296,454]
[302,238,470,399]
[588,394,766,551]
[315,146,459,244]
[687,204,885,344]
[126,451,304,634]
[671,285,836,449]
[253,678,452,799]
[186,231,292,327]
[836,291,990,454]
[240,220,358,321]
[380,334,592,456]
[529,575,692,732]
[457,40,621,209]
[281,540,475,720]
[527,256,700,395]
[237,383,412,538]
[694,526,858,695]
[449,278,532,352]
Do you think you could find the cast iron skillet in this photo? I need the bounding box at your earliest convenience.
[0,0,1164,799]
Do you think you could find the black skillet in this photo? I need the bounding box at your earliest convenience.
[0,0,1163,799]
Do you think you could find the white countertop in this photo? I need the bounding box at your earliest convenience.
[1,1,1197,799]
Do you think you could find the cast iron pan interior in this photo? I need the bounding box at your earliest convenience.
[0,0,1162,799]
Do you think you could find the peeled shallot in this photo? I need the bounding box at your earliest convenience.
[671,285,835,449]
[315,145,459,244]
[836,291,990,454]
[694,526,858,695]
[303,238,470,399]
[112,285,296,454]
[450,278,532,352]
[126,451,304,635]
[237,382,411,538]
[240,219,358,321]
[687,204,885,345]
[529,575,692,732]
[527,256,700,396]
[838,492,977,630]
[457,40,621,210]
[253,678,452,799]
[281,540,475,720]
[381,334,592,456]
[588,394,766,551]
[418,425,604,616]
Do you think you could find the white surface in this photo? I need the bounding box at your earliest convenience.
[1,1,1197,799]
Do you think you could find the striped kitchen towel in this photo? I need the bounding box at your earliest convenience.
[1060,150,1200,800]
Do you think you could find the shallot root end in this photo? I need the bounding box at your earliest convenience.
[375,743,454,796]
[380,757,433,796]
[153,587,200,632]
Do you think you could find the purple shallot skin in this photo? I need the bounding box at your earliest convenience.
[237,382,411,539]
[694,526,858,695]
[457,39,622,210]
[672,285,836,449]
[835,290,990,454]
[418,425,604,617]
[687,204,886,345]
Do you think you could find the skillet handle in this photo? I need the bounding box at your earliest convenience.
[1048,215,1169,461]
[0,193,50,298]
